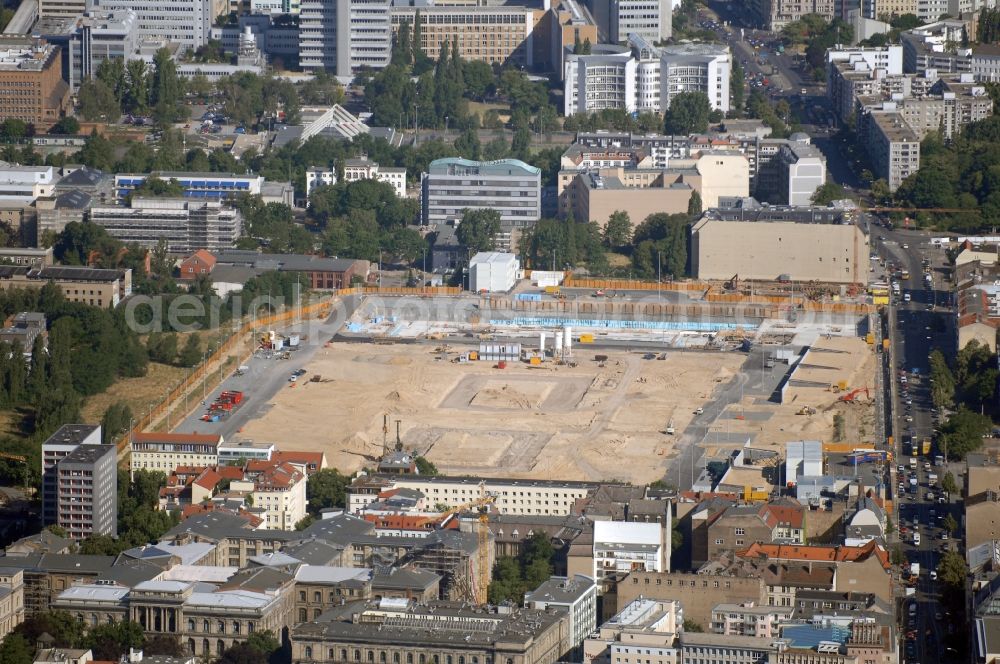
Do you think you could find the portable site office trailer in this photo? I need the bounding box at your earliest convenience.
[479,343,521,362]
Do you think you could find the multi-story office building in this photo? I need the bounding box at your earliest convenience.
[390,4,539,68]
[0,166,55,205]
[826,46,906,121]
[80,10,138,80]
[300,0,391,76]
[0,44,69,132]
[0,266,131,308]
[242,461,307,531]
[290,599,569,664]
[38,0,85,19]
[55,444,117,540]
[660,43,730,112]
[130,432,224,475]
[525,575,598,658]
[588,0,671,44]
[565,37,730,114]
[41,424,102,527]
[92,0,222,51]
[114,173,265,201]
[773,137,827,206]
[421,158,541,230]
[89,198,243,253]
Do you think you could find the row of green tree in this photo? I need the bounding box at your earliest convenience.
[928,343,997,459]
[781,15,854,80]
[488,531,556,604]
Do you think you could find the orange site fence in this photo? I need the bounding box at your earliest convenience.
[115,298,334,459]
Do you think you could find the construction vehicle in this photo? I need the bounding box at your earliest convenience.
[724,274,739,291]
[838,387,870,403]
[743,485,770,502]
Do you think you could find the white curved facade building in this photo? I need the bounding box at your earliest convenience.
[564,35,730,115]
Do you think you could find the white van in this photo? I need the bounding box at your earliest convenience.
[913,532,921,546]
[904,293,911,302]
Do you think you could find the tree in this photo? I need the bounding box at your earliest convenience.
[663,92,711,135]
[488,556,524,603]
[939,407,991,459]
[219,643,267,664]
[100,401,132,445]
[456,208,500,254]
[941,471,959,495]
[631,213,689,279]
[683,619,704,633]
[730,60,746,116]
[414,456,438,475]
[811,182,847,205]
[687,190,702,217]
[0,119,28,142]
[147,332,178,365]
[890,544,905,566]
[603,211,632,249]
[246,630,281,657]
[124,59,150,115]
[49,117,80,135]
[937,550,967,588]
[929,349,955,411]
[177,333,202,368]
[942,513,958,534]
[151,48,184,123]
[454,128,481,160]
[0,633,33,664]
[306,468,350,514]
[84,621,144,661]
[143,636,185,658]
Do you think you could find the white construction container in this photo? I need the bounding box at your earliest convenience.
[555,332,563,354]
[469,252,519,293]
[564,326,572,353]
[539,332,546,354]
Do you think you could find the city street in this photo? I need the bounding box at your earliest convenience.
[875,226,960,664]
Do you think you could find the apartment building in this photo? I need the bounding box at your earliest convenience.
[89,198,243,253]
[703,500,806,562]
[41,425,102,527]
[347,475,599,517]
[91,0,221,51]
[589,521,666,583]
[564,37,729,114]
[856,108,920,191]
[862,0,916,19]
[0,568,24,640]
[300,0,391,75]
[243,461,307,531]
[38,0,85,19]
[525,575,598,657]
[691,206,869,283]
[421,158,541,230]
[55,444,117,540]
[828,58,911,122]
[584,598,681,664]
[900,21,972,75]
[0,166,55,205]
[130,432,224,475]
[390,4,539,68]
[972,44,1000,82]
[710,602,791,637]
[679,632,780,664]
[290,599,569,664]
[0,45,69,132]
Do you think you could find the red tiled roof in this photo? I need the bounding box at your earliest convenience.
[193,468,223,490]
[736,540,890,569]
[759,503,805,529]
[255,462,304,490]
[273,450,326,470]
[185,250,216,267]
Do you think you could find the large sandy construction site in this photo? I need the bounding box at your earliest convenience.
[238,342,746,484]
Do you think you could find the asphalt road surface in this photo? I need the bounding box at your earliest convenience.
[170,295,361,440]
